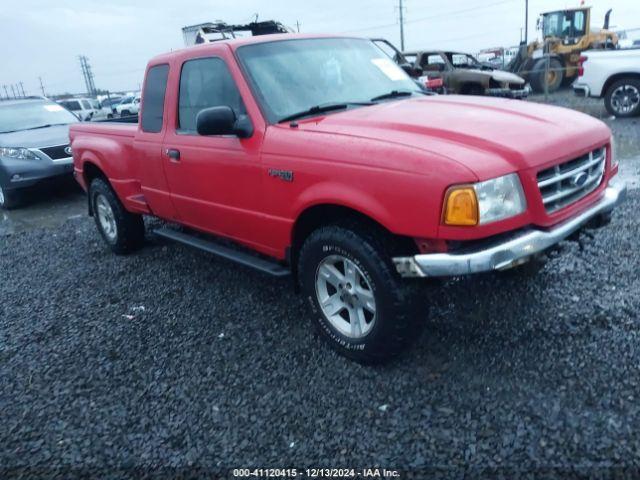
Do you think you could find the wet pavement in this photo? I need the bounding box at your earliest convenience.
[0,180,85,236]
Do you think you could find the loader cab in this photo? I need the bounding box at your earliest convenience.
[539,8,590,44]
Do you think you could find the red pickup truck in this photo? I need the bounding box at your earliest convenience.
[70,34,626,363]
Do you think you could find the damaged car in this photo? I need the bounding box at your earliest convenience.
[404,50,529,98]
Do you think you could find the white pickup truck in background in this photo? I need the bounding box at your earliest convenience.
[573,48,640,118]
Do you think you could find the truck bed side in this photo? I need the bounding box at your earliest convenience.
[70,123,150,214]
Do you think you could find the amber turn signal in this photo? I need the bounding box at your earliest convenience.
[443,187,479,226]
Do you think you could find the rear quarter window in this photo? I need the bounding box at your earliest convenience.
[141,64,169,133]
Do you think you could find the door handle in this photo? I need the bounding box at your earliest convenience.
[166,148,180,162]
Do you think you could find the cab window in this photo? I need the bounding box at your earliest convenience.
[178,57,246,133]
[141,64,169,133]
[422,54,446,72]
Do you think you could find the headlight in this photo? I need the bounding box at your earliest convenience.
[0,147,39,160]
[443,173,527,226]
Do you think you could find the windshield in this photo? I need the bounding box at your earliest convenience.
[0,100,78,133]
[542,10,587,38]
[237,38,421,123]
[60,100,82,111]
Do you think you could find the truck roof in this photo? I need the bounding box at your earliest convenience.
[148,33,360,64]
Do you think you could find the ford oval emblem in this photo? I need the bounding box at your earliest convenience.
[570,172,588,188]
[64,146,73,156]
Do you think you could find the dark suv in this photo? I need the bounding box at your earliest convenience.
[0,97,79,209]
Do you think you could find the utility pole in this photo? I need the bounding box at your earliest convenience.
[79,55,97,97]
[39,76,46,97]
[398,0,406,51]
[524,0,529,44]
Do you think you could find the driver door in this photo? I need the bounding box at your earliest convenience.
[162,56,263,242]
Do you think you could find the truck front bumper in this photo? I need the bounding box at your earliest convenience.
[393,182,627,278]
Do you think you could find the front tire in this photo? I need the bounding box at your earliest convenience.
[530,58,563,93]
[89,178,145,254]
[0,185,22,210]
[298,224,426,363]
[605,78,640,118]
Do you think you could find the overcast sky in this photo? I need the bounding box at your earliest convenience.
[1,0,638,96]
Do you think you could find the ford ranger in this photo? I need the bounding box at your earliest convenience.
[70,34,626,363]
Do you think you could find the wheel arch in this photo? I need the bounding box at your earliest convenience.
[81,159,110,216]
[83,160,109,186]
[602,72,640,97]
[289,203,418,280]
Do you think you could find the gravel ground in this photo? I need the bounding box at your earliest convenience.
[2,87,639,479]
[1,185,639,478]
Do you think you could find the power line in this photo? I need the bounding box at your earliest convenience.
[344,0,518,34]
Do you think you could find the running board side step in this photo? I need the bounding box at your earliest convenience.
[154,227,291,277]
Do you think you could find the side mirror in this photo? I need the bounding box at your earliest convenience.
[196,106,253,138]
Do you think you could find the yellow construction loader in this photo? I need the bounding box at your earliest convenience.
[509,7,618,93]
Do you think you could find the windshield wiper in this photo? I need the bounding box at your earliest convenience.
[370,90,416,102]
[278,102,373,124]
[21,123,69,131]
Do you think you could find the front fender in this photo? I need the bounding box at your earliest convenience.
[294,181,395,231]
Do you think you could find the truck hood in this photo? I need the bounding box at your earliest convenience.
[457,68,525,85]
[295,95,610,179]
[0,123,72,148]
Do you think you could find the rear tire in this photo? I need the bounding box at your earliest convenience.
[0,185,22,210]
[89,178,145,254]
[298,224,426,363]
[121,110,131,117]
[604,78,640,118]
[530,58,563,93]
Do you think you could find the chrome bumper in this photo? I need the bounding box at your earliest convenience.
[393,182,627,278]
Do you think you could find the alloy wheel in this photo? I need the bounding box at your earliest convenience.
[611,85,640,115]
[95,194,117,241]
[315,254,377,339]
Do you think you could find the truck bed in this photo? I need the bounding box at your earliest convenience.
[70,121,137,138]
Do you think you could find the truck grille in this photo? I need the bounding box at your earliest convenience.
[537,147,606,213]
[38,144,71,160]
